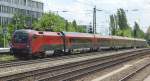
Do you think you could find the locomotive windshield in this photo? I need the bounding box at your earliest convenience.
[14,31,28,43]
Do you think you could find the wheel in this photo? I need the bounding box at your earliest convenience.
[10,48,14,55]
[22,53,33,60]
[54,50,63,56]
[13,53,21,59]
[64,49,72,55]
[40,52,46,58]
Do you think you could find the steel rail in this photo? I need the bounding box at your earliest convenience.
[119,60,150,81]
[0,49,132,69]
[42,50,150,81]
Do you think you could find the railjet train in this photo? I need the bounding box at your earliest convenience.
[10,29,148,59]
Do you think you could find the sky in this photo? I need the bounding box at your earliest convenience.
[39,0,150,35]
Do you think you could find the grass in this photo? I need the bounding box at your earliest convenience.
[0,54,16,62]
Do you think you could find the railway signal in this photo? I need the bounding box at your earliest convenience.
[88,24,93,33]
[93,6,103,34]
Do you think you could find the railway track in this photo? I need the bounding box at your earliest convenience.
[0,48,149,81]
[118,60,150,81]
[0,49,129,69]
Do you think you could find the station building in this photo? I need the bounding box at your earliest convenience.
[0,0,43,26]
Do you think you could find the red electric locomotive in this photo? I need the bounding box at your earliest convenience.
[11,30,63,58]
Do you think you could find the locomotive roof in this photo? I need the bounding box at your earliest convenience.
[15,29,35,32]
[15,29,37,34]
[94,34,112,39]
[134,38,146,41]
[95,34,146,41]
[112,36,146,41]
[16,29,60,36]
[112,36,130,40]
[34,31,59,36]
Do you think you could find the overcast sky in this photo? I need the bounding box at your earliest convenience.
[40,0,150,35]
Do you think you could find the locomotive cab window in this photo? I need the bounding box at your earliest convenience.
[14,31,29,43]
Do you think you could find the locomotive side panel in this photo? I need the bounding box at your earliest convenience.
[31,32,64,55]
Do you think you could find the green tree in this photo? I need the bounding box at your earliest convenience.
[109,8,132,37]
[121,27,132,37]
[11,13,32,30]
[65,20,69,31]
[78,25,86,33]
[117,9,133,37]
[117,8,129,30]
[0,25,3,47]
[33,12,85,32]
[33,13,66,31]
[72,20,77,32]
[0,25,9,47]
[68,22,76,32]
[145,26,150,40]
[109,14,118,35]
[133,22,145,38]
